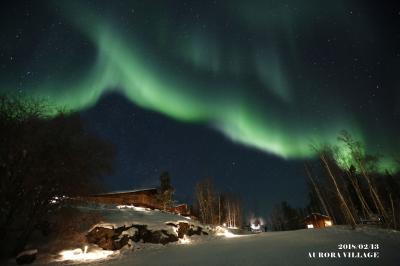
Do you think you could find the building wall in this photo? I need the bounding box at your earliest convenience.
[85,192,161,209]
[172,204,189,215]
[84,191,190,215]
[305,215,332,228]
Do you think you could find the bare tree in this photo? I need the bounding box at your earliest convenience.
[338,131,389,223]
[195,178,217,225]
[221,193,242,228]
[194,178,243,227]
[304,163,330,218]
[319,151,357,228]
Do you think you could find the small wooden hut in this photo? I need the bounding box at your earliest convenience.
[304,213,333,229]
[84,188,160,209]
[83,188,190,216]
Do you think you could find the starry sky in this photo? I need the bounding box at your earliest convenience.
[1,0,400,216]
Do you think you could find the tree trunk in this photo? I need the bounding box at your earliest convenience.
[320,154,357,228]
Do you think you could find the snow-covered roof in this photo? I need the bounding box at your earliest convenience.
[305,213,331,219]
[91,188,157,196]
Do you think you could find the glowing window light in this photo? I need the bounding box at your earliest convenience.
[59,246,114,261]
[307,224,314,229]
[324,220,332,227]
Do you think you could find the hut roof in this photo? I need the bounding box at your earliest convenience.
[305,213,331,220]
[91,188,158,197]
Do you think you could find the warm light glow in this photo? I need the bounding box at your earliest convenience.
[307,224,314,229]
[249,217,264,232]
[116,205,151,212]
[179,235,191,244]
[250,223,261,231]
[215,226,241,238]
[59,247,114,261]
[324,220,332,227]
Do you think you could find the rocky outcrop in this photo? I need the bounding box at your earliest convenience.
[86,225,135,250]
[131,224,179,244]
[86,221,207,250]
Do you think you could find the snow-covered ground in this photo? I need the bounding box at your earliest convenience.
[78,204,200,231]
[4,205,400,266]
[69,226,396,266]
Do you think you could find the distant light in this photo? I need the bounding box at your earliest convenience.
[49,195,67,204]
[307,224,314,229]
[249,217,264,232]
[324,220,332,227]
[59,247,114,261]
[250,223,261,231]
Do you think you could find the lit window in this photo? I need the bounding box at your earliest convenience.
[324,220,332,227]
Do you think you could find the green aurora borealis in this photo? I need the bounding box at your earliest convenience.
[1,0,399,172]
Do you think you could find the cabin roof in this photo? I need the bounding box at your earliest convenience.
[305,213,331,219]
[91,188,158,196]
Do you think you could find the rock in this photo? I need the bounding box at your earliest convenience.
[16,249,37,265]
[146,230,163,243]
[165,222,178,227]
[143,230,178,245]
[114,235,130,250]
[86,222,195,250]
[188,226,203,236]
[87,226,132,250]
[132,225,151,243]
[161,230,179,244]
[177,222,190,238]
[96,238,115,250]
[87,226,116,244]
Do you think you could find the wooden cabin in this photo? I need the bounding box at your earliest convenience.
[304,213,333,229]
[172,204,189,215]
[85,188,160,209]
[84,188,190,216]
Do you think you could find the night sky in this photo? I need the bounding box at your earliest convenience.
[1,1,400,217]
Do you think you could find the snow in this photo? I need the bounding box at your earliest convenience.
[4,205,400,266]
[79,204,196,233]
[44,226,400,266]
[58,247,115,262]
[91,226,400,266]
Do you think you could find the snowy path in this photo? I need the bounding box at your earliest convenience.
[89,227,400,266]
